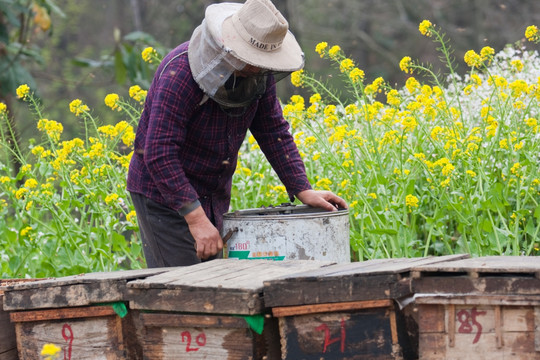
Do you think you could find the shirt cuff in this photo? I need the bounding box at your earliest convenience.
[177,199,201,216]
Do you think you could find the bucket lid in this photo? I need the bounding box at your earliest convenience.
[223,204,348,218]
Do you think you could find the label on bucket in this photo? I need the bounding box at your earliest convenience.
[227,249,285,261]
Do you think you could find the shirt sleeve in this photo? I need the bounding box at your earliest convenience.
[143,58,202,212]
[249,78,312,200]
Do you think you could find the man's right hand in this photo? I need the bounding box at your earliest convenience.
[184,206,223,259]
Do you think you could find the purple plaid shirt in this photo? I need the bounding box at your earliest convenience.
[127,42,311,230]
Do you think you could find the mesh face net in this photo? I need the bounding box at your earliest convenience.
[188,5,291,109]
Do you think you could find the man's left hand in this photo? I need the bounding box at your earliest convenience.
[296,189,348,212]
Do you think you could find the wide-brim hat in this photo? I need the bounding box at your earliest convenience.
[207,0,304,72]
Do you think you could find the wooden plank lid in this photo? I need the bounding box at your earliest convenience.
[411,256,540,275]
[263,254,469,307]
[2,268,170,311]
[127,259,333,315]
[411,256,540,296]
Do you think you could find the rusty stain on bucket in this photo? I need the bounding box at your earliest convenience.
[222,204,350,263]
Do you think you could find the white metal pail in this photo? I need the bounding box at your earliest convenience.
[222,204,350,263]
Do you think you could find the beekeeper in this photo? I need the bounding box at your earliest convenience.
[127,0,347,267]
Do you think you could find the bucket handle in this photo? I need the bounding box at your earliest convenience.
[222,227,238,244]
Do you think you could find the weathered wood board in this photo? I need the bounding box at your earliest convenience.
[412,256,540,359]
[2,268,170,311]
[263,255,468,308]
[127,259,334,315]
[1,279,40,360]
[416,299,540,360]
[11,305,137,360]
[276,300,417,360]
[0,292,17,360]
[139,313,278,360]
[411,256,540,295]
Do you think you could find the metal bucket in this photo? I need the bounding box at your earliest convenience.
[222,204,350,263]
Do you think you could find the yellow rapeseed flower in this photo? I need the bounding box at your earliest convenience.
[405,77,420,93]
[41,343,61,358]
[349,68,365,84]
[129,85,147,103]
[510,162,521,177]
[15,188,28,199]
[511,59,524,72]
[37,119,63,142]
[104,93,120,110]
[367,193,377,199]
[419,20,434,36]
[315,42,328,57]
[466,170,477,177]
[21,226,32,237]
[405,194,419,210]
[16,84,30,100]
[0,102,7,115]
[339,58,355,73]
[69,99,90,117]
[290,69,304,87]
[24,179,38,189]
[141,47,157,63]
[315,178,332,190]
[126,210,137,224]
[309,93,321,104]
[328,45,341,58]
[386,89,401,106]
[399,56,412,74]
[480,46,495,64]
[105,193,119,205]
[525,25,539,43]
[464,50,482,68]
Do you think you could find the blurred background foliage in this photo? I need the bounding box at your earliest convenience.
[1,0,540,144]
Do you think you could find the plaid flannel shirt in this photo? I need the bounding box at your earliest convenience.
[127,42,311,230]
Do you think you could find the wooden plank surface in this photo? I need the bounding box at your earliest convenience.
[418,303,539,360]
[3,268,169,311]
[411,256,540,275]
[14,315,124,360]
[1,267,170,291]
[128,259,333,290]
[10,306,117,323]
[266,254,469,280]
[278,306,417,360]
[128,259,333,315]
[263,255,468,307]
[272,299,394,317]
[139,313,280,360]
[413,274,540,296]
[414,295,540,306]
[0,295,17,360]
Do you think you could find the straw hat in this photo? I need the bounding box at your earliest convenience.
[210,0,304,72]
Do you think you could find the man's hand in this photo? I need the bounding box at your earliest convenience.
[184,206,223,259]
[296,189,348,212]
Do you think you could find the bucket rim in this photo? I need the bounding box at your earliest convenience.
[223,204,349,220]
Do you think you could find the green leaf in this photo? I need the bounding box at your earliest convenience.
[366,228,398,235]
[114,49,127,84]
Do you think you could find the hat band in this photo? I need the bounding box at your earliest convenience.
[231,13,283,52]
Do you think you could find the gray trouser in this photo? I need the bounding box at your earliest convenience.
[130,192,220,267]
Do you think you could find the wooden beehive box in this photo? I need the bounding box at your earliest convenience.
[2,268,169,360]
[262,254,468,360]
[411,256,540,360]
[1,279,42,360]
[127,259,333,360]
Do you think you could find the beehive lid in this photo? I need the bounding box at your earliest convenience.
[127,259,333,315]
[263,254,469,307]
[411,256,540,296]
[2,268,170,311]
